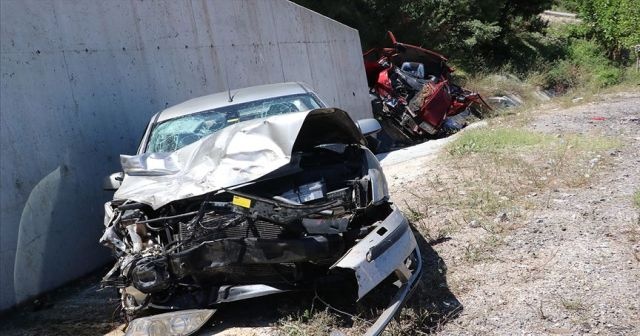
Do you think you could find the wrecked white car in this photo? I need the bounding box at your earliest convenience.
[100,82,422,336]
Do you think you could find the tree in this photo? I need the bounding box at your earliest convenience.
[577,0,640,61]
[292,0,556,70]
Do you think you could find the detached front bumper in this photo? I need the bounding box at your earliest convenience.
[331,204,423,336]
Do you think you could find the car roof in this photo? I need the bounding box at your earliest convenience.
[156,82,313,122]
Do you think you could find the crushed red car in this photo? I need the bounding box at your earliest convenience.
[364,31,491,148]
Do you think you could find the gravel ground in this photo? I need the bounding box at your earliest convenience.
[1,92,638,336]
[385,92,640,335]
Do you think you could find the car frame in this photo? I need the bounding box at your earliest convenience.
[101,82,422,336]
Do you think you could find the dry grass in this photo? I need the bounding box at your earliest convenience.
[459,73,538,103]
[388,125,620,331]
[559,297,586,312]
[275,106,623,334]
[444,127,620,216]
[388,125,621,331]
[276,310,342,336]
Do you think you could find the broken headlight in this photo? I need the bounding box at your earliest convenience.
[124,309,215,336]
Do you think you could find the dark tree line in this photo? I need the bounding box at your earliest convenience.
[292,0,555,71]
[293,0,639,72]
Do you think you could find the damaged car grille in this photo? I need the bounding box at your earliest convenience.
[100,107,422,336]
[179,214,287,250]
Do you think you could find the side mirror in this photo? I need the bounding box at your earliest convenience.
[356,118,382,136]
[357,118,382,153]
[103,172,124,191]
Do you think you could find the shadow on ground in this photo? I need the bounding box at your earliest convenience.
[0,229,460,336]
[0,267,120,336]
[201,226,462,335]
[400,226,463,333]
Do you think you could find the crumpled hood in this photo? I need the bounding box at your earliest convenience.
[114,108,365,209]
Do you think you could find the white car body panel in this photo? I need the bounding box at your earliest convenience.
[115,108,365,209]
[331,205,417,299]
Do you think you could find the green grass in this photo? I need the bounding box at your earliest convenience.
[448,128,553,156]
[527,39,632,93]
[448,126,620,157]
[634,190,640,209]
[277,310,342,336]
[564,134,621,152]
[443,126,622,229]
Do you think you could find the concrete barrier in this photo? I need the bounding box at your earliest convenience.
[0,0,371,311]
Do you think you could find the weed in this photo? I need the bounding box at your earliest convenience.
[460,72,538,103]
[448,127,621,196]
[403,201,426,222]
[564,134,621,152]
[633,190,640,209]
[559,297,586,311]
[277,309,341,336]
[462,244,485,263]
[448,128,553,156]
[463,235,503,263]
[403,201,455,243]
[441,126,621,266]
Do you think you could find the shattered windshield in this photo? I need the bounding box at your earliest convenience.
[146,93,322,153]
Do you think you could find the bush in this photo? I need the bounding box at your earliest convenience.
[294,0,632,94]
[531,38,623,92]
[536,59,580,92]
[577,0,640,62]
[590,66,623,88]
[570,39,623,87]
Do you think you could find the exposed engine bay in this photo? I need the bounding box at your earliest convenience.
[100,109,422,335]
[103,145,392,311]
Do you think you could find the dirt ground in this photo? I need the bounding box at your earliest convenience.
[1,92,638,335]
[383,91,640,335]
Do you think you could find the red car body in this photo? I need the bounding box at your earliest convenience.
[364,32,489,140]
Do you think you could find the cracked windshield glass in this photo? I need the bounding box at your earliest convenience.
[146,93,321,153]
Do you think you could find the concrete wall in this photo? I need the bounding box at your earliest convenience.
[0,0,370,311]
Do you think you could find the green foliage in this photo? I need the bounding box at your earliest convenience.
[622,65,640,86]
[293,0,633,91]
[575,0,640,61]
[552,0,581,12]
[291,0,407,48]
[535,59,580,92]
[397,0,556,71]
[530,38,624,91]
[292,0,555,71]
[567,39,623,87]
